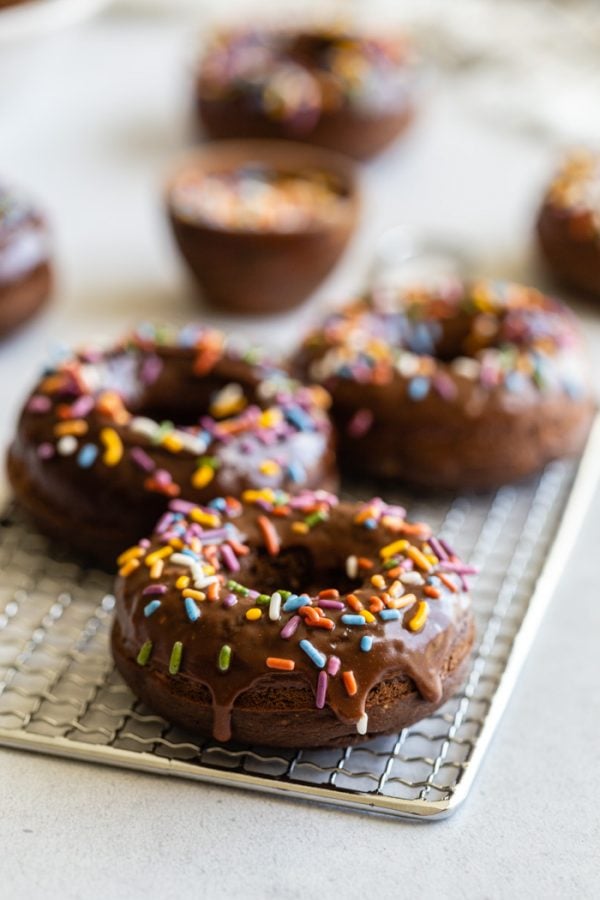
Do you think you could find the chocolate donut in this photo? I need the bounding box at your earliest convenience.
[537,151,600,299]
[112,490,475,748]
[196,26,418,160]
[0,184,52,337]
[295,279,595,490]
[8,324,335,568]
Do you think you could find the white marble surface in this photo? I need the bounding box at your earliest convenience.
[0,8,599,898]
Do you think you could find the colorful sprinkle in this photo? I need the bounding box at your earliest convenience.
[299,639,326,669]
[136,640,153,666]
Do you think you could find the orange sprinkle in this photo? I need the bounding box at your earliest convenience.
[357,557,374,570]
[406,546,433,572]
[257,515,280,556]
[54,419,88,437]
[292,522,309,535]
[272,506,291,518]
[438,573,458,593]
[117,545,145,567]
[300,605,320,621]
[319,589,339,599]
[424,586,441,599]
[343,670,358,697]
[227,539,250,557]
[346,593,364,612]
[118,559,140,578]
[369,596,385,613]
[386,566,402,579]
[311,617,335,631]
[266,657,295,671]
[206,582,220,602]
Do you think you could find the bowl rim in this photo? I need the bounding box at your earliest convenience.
[164,138,360,239]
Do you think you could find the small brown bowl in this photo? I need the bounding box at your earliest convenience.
[165,140,359,315]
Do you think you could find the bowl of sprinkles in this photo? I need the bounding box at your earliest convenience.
[166,140,359,315]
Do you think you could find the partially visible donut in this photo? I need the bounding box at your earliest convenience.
[196,25,418,160]
[112,490,475,748]
[295,278,595,490]
[0,184,52,336]
[537,151,600,299]
[7,325,335,567]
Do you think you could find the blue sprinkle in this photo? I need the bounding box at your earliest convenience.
[184,597,201,622]
[342,614,367,626]
[299,639,326,669]
[504,371,528,393]
[181,548,200,561]
[363,518,377,530]
[282,594,306,612]
[77,443,98,468]
[380,609,401,621]
[287,461,306,484]
[144,600,161,617]
[208,497,227,510]
[360,635,373,652]
[285,407,314,432]
[408,376,430,401]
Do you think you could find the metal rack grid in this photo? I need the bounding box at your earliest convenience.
[0,418,598,821]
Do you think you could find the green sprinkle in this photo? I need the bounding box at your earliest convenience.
[218,644,232,672]
[278,590,292,599]
[198,455,220,470]
[256,594,271,606]
[305,510,328,528]
[169,641,183,675]
[383,558,400,570]
[136,640,153,667]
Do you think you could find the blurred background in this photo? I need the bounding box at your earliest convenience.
[1,0,599,443]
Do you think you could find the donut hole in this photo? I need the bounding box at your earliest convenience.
[242,546,358,597]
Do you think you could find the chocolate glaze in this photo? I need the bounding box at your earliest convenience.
[294,279,595,490]
[196,27,418,160]
[112,492,474,747]
[0,185,52,336]
[8,325,336,568]
[537,151,600,299]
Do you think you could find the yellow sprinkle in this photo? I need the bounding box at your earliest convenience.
[242,488,276,504]
[388,580,403,599]
[190,509,220,528]
[100,427,123,466]
[258,408,283,428]
[407,600,429,632]
[292,522,309,534]
[245,608,262,621]
[192,465,215,490]
[361,609,376,624]
[169,537,184,550]
[162,434,184,453]
[259,460,281,477]
[380,539,409,560]
[176,575,190,590]
[150,560,164,579]
[425,554,438,566]
[54,419,88,437]
[145,546,173,567]
[371,574,386,590]
[118,559,140,578]
[117,545,145,567]
[204,565,215,576]
[406,546,433,572]
[182,588,206,602]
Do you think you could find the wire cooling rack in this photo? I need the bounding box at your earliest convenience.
[0,419,599,821]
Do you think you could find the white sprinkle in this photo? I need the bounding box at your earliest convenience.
[356,713,369,736]
[268,592,282,621]
[130,416,160,439]
[176,432,208,455]
[396,352,421,377]
[346,555,358,579]
[170,553,195,569]
[401,572,425,586]
[57,435,77,456]
[451,356,481,380]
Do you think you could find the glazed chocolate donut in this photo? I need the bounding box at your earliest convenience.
[8,324,335,568]
[537,151,600,299]
[295,278,595,490]
[196,25,418,160]
[0,184,52,337]
[112,490,475,748]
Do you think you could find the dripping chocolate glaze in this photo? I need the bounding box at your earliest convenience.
[114,494,472,742]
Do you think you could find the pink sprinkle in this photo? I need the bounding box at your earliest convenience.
[316,671,328,709]
[347,408,374,439]
[319,599,345,610]
[170,499,197,514]
[37,442,55,459]
[433,373,458,400]
[280,615,301,639]
[141,355,163,386]
[142,584,168,596]
[130,447,155,472]
[327,656,341,676]
[69,395,95,418]
[154,469,172,486]
[27,395,52,414]
[155,512,174,535]
[223,593,237,607]
[220,543,240,572]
